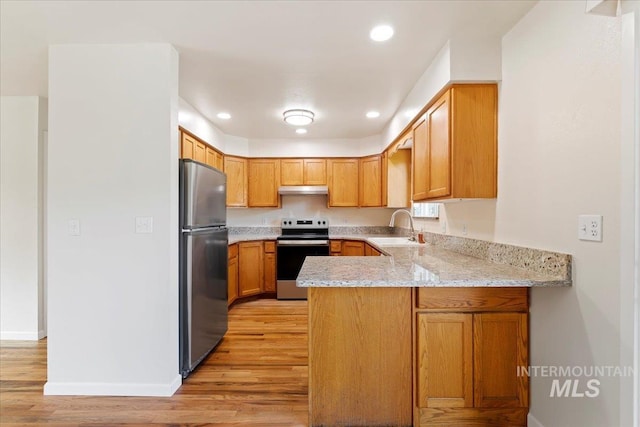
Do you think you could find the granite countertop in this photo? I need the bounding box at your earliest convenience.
[228,234,278,244]
[297,237,572,288]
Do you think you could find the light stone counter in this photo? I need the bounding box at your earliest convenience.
[297,237,572,288]
[228,234,278,244]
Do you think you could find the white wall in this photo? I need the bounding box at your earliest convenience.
[0,96,47,340]
[45,44,180,396]
[178,97,226,152]
[228,195,392,227]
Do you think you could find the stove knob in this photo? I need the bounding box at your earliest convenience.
[317,220,320,225]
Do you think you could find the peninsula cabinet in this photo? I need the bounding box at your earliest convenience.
[280,158,327,185]
[248,159,281,207]
[413,84,497,202]
[238,241,264,297]
[327,158,359,207]
[224,156,248,207]
[359,155,382,207]
[415,287,529,427]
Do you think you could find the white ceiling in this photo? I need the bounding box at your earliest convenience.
[0,0,536,139]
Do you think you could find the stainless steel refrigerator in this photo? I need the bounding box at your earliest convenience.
[179,159,228,378]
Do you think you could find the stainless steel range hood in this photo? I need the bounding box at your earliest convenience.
[278,185,328,195]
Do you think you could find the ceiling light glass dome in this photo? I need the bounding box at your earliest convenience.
[283,109,315,126]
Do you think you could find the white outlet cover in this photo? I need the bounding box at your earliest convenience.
[135,216,153,234]
[578,215,602,242]
[68,219,80,236]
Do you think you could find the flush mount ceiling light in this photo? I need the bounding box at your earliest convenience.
[370,25,394,42]
[217,112,231,120]
[366,111,380,118]
[283,109,314,126]
[296,128,308,134]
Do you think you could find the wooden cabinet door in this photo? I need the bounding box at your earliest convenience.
[327,159,359,207]
[238,241,264,297]
[194,141,207,164]
[281,159,304,185]
[425,90,451,199]
[359,155,382,207]
[473,313,528,408]
[264,252,276,293]
[248,159,280,207]
[228,247,239,306]
[381,152,388,207]
[412,115,428,201]
[224,156,248,207]
[330,240,342,256]
[215,152,224,171]
[304,159,327,185]
[205,147,217,168]
[341,241,364,256]
[417,313,473,408]
[181,133,195,159]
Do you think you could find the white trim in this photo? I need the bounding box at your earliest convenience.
[43,375,182,397]
[1,331,43,341]
[528,413,546,427]
[633,4,640,426]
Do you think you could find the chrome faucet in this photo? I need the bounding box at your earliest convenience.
[389,209,416,241]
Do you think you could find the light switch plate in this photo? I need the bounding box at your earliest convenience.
[135,216,153,234]
[578,215,602,242]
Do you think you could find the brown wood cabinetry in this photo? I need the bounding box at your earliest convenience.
[414,287,529,426]
[194,141,207,164]
[413,84,497,202]
[263,241,276,293]
[341,240,365,256]
[248,159,280,207]
[364,243,382,256]
[224,156,248,207]
[280,158,327,185]
[228,244,239,305]
[327,158,359,207]
[329,240,342,256]
[238,241,264,297]
[381,152,388,207]
[359,155,382,207]
[181,133,196,159]
[205,147,224,170]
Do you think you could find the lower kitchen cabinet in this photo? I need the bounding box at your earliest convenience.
[415,288,529,427]
[238,241,264,297]
[341,240,365,256]
[330,240,342,256]
[263,241,276,293]
[364,243,382,256]
[228,244,239,305]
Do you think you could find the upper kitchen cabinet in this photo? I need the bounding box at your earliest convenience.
[359,155,382,207]
[180,128,224,170]
[248,158,281,207]
[412,84,497,202]
[304,159,327,185]
[206,147,224,171]
[385,130,412,208]
[180,132,196,159]
[224,155,248,207]
[327,158,359,207]
[280,158,327,185]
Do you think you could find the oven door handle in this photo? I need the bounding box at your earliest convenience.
[277,240,330,246]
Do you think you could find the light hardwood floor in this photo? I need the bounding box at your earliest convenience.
[0,299,309,426]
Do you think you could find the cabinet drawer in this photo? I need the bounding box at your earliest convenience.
[228,243,238,259]
[264,241,276,253]
[330,240,342,253]
[416,287,528,312]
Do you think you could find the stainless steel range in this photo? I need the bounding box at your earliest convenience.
[276,218,330,300]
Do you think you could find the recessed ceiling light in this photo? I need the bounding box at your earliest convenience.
[296,128,308,135]
[283,109,315,126]
[366,111,380,118]
[217,112,231,120]
[370,25,394,42]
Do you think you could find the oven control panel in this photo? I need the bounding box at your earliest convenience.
[281,218,329,228]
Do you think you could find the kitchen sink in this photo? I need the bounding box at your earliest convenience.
[368,237,423,247]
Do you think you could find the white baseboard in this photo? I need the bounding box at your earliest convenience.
[43,375,182,397]
[1,331,42,340]
[38,329,46,339]
[528,413,545,427]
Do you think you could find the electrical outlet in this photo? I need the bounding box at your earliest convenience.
[578,215,602,242]
[135,216,154,234]
[68,219,80,236]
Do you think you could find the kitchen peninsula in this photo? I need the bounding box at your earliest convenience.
[298,236,572,427]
